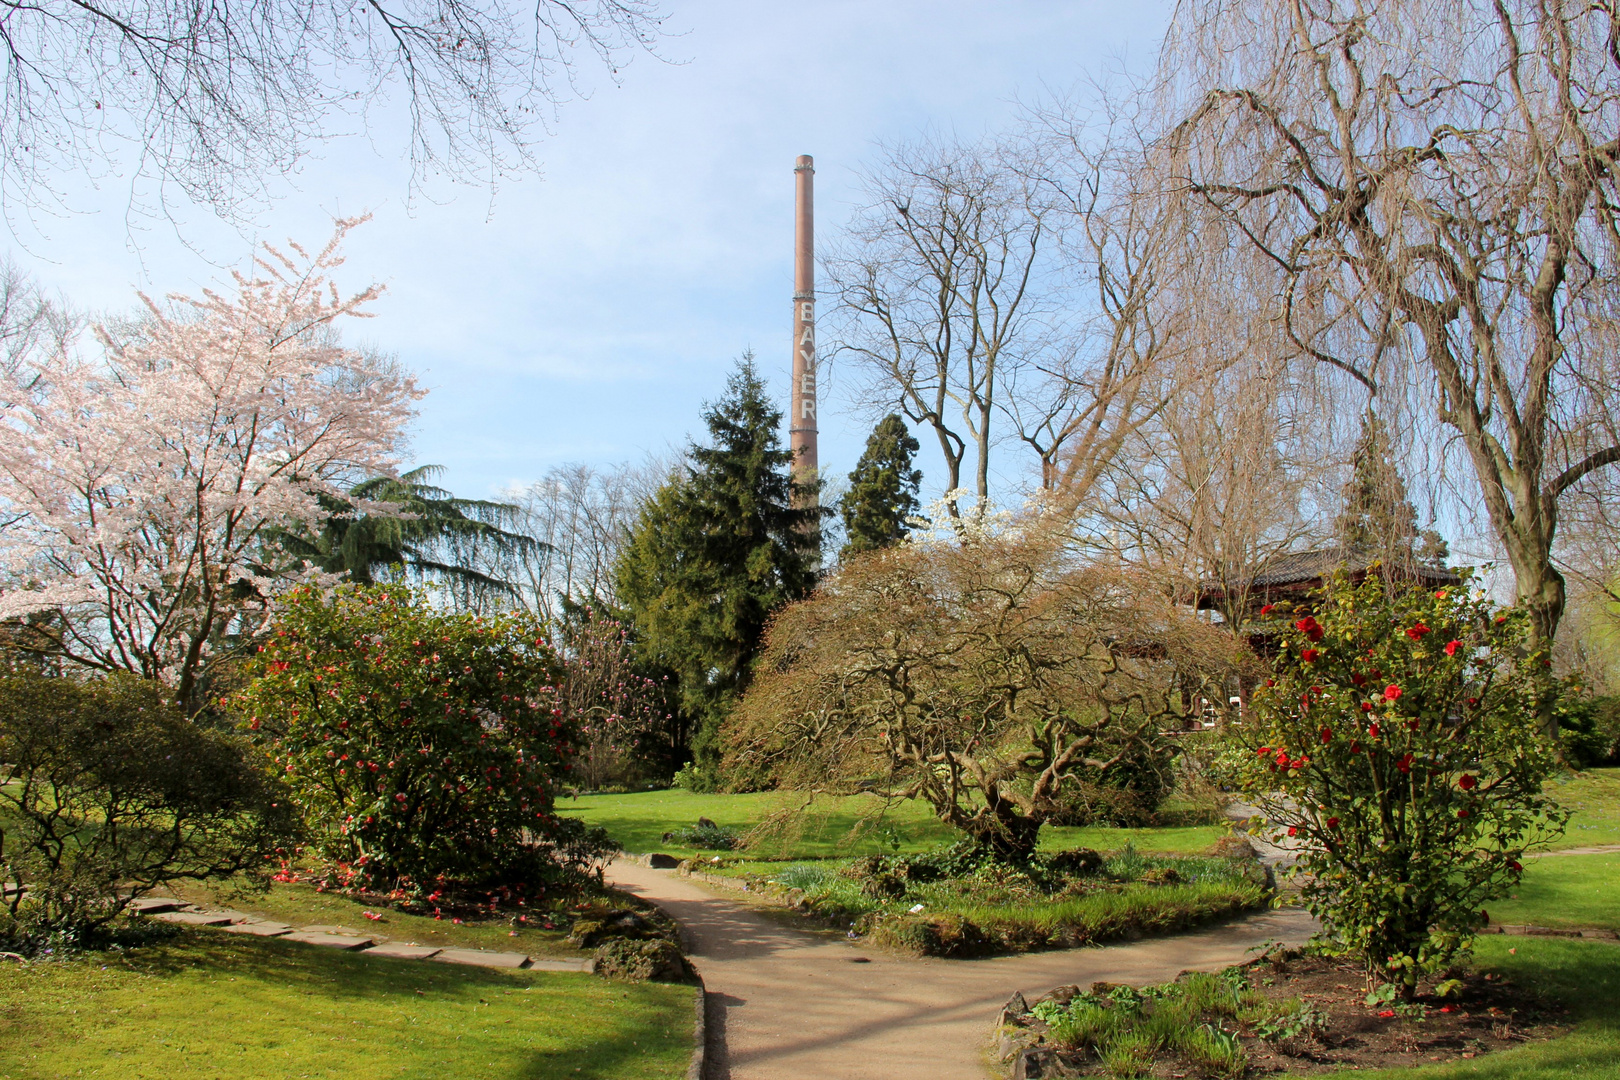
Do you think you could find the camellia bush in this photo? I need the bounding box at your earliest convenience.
[1228,572,1567,997]
[236,584,616,897]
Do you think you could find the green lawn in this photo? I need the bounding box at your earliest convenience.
[0,930,693,1080]
[1485,853,1620,931]
[1547,769,1620,849]
[558,789,1223,859]
[166,878,598,958]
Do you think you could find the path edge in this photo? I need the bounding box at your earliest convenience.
[688,968,708,1080]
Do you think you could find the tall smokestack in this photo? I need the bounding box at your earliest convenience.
[790,155,818,502]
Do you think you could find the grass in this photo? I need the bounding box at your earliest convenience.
[558,788,1224,859]
[1484,853,1620,930]
[165,878,599,958]
[1546,768,1620,849]
[0,929,694,1080]
[715,850,1268,954]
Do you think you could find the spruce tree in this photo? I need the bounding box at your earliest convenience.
[614,357,823,788]
[1334,411,1448,569]
[840,413,922,561]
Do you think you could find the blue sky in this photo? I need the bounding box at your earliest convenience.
[5,0,1173,501]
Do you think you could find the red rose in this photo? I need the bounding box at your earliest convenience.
[1458,774,1477,790]
[1302,648,1320,663]
[1384,684,1402,701]
[1445,640,1461,656]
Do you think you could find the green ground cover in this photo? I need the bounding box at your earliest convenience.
[558,789,1224,859]
[166,879,599,958]
[1483,853,1620,931]
[0,930,693,1080]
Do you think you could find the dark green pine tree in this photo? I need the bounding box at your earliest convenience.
[614,357,824,787]
[840,413,922,561]
[1334,412,1449,569]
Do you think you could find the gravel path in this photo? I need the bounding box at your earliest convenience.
[607,861,1318,1080]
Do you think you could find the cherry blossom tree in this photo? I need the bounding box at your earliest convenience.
[0,219,420,710]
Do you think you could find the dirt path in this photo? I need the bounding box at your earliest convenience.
[607,861,1317,1080]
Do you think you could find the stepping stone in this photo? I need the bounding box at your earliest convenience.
[364,943,443,960]
[220,921,294,937]
[300,924,366,936]
[153,911,238,927]
[282,932,375,950]
[126,897,182,915]
[524,957,595,973]
[431,948,532,969]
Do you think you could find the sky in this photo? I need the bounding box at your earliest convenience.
[4,0,1174,503]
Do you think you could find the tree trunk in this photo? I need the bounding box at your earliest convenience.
[965,802,1043,864]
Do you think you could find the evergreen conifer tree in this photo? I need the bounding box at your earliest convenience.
[1334,412,1449,569]
[840,413,922,561]
[614,357,823,788]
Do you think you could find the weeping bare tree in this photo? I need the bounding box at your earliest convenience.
[0,0,667,219]
[1162,0,1620,649]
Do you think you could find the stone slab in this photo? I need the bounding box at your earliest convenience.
[153,911,238,927]
[524,957,595,973]
[363,943,443,960]
[431,948,532,969]
[126,897,182,915]
[220,921,294,937]
[282,932,375,950]
[300,924,367,936]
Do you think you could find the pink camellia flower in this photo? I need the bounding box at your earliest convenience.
[1384,684,1403,701]
[1445,640,1461,656]
[1407,623,1432,640]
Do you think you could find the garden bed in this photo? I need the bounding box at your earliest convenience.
[999,946,1564,1078]
[690,845,1270,957]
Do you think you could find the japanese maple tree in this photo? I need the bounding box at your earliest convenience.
[0,220,419,709]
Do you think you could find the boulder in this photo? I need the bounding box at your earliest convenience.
[1046,848,1104,877]
[646,852,680,869]
[696,816,718,829]
[594,938,689,982]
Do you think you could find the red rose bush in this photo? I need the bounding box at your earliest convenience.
[1227,572,1566,997]
[238,583,617,898]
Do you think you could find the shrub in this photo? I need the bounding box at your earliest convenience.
[1226,572,1567,997]
[1559,692,1620,768]
[664,822,739,850]
[0,673,292,950]
[237,583,617,896]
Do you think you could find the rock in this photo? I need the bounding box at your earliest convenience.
[565,919,606,948]
[1140,866,1182,885]
[696,816,718,829]
[1047,848,1104,876]
[1003,990,1029,1018]
[1210,835,1259,859]
[785,888,809,912]
[661,831,675,842]
[1015,1047,1079,1079]
[593,938,689,982]
[646,853,680,869]
[1034,984,1082,1007]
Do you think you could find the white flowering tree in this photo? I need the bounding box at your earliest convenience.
[0,220,420,709]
